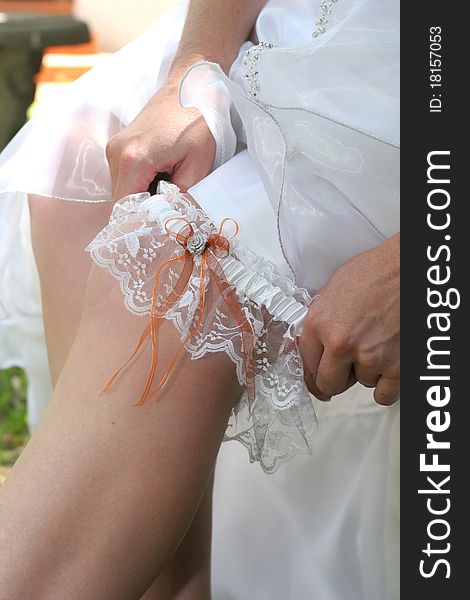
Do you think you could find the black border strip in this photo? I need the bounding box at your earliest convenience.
[401,1,466,595]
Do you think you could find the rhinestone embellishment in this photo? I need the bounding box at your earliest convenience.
[312,0,338,38]
[186,233,207,255]
[243,41,277,100]
[243,1,339,100]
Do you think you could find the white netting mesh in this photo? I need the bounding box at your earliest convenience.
[86,182,317,472]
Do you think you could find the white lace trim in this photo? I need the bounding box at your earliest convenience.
[138,190,309,326]
[85,181,317,472]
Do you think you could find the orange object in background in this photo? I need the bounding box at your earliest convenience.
[35,53,108,87]
[0,1,72,15]
[36,35,101,84]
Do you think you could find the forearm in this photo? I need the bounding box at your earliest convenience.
[169,0,268,80]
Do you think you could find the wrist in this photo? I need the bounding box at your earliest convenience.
[168,50,233,86]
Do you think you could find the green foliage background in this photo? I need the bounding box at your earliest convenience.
[0,367,30,468]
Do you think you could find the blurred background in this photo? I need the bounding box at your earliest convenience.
[0,0,176,484]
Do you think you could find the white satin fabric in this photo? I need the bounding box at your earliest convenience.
[0,0,399,598]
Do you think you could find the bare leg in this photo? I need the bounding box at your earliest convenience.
[0,248,240,599]
[139,475,213,600]
[0,197,229,599]
[28,196,114,383]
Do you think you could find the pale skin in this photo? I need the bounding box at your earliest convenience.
[0,1,267,599]
[0,0,399,598]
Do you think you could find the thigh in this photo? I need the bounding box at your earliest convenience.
[28,195,114,384]
[140,475,214,600]
[0,257,240,600]
[28,189,218,600]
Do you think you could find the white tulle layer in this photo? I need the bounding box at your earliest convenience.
[86,181,316,472]
[0,0,400,597]
[0,0,398,463]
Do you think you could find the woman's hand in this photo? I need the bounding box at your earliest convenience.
[105,0,269,203]
[105,77,216,202]
[299,233,400,406]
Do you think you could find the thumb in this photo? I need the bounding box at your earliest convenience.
[112,168,156,204]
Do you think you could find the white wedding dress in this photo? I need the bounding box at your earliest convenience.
[0,0,400,598]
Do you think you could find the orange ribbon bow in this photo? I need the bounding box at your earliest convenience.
[101,217,256,409]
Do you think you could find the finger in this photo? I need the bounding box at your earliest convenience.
[315,350,353,397]
[112,168,154,204]
[172,159,210,193]
[354,361,381,389]
[112,150,164,203]
[345,368,358,390]
[298,334,330,401]
[373,376,400,406]
[307,378,332,402]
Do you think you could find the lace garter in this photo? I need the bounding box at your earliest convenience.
[85,181,317,472]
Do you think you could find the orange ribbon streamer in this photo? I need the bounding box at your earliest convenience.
[101,218,256,409]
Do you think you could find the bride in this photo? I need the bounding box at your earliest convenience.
[0,0,399,598]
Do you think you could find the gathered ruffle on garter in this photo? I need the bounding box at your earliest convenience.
[85,181,317,472]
